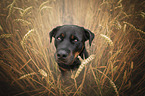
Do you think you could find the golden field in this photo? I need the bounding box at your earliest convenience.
[0,0,145,95]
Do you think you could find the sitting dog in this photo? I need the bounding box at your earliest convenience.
[49,25,94,74]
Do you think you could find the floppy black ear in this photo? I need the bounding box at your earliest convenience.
[49,26,61,43]
[84,28,95,46]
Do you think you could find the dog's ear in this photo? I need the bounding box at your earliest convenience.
[83,28,95,46]
[49,26,61,43]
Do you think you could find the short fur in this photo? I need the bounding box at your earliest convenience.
[49,25,94,74]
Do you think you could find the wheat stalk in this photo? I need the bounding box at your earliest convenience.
[13,19,31,25]
[78,56,83,62]
[19,72,36,80]
[117,0,122,5]
[14,7,24,11]
[0,60,22,74]
[71,54,95,79]
[123,70,127,81]
[0,34,13,38]
[116,20,122,29]
[6,0,16,21]
[100,34,114,47]
[123,23,127,32]
[131,61,133,69]
[97,69,119,96]
[39,1,50,10]
[22,6,33,17]
[39,69,48,77]
[40,6,52,12]
[21,29,34,50]
[109,49,121,61]
[19,69,47,80]
[123,21,145,35]
[0,25,3,32]
[140,12,145,18]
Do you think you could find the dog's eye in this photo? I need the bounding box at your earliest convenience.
[74,39,78,42]
[57,37,62,41]
[72,38,78,43]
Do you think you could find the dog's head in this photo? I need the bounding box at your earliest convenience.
[49,25,94,66]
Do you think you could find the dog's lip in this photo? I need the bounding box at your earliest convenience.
[57,59,66,63]
[56,58,75,65]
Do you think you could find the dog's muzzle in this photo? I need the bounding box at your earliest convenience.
[55,49,73,64]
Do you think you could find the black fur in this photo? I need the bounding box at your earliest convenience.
[49,25,94,73]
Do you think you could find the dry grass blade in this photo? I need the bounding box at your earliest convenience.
[116,20,122,29]
[97,69,119,96]
[117,0,122,5]
[126,80,131,89]
[14,7,24,11]
[123,21,145,35]
[13,19,31,25]
[100,34,114,47]
[22,6,33,17]
[71,54,95,79]
[109,50,121,61]
[39,69,47,77]
[21,29,34,50]
[6,0,16,21]
[140,12,145,18]
[19,72,36,80]
[113,66,118,72]
[0,25,3,32]
[40,6,52,12]
[123,70,127,81]
[0,60,22,74]
[39,1,50,10]
[114,4,122,10]
[115,61,127,82]
[0,34,13,38]
[123,24,127,32]
[131,61,133,69]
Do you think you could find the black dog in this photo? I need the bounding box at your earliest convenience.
[49,25,94,73]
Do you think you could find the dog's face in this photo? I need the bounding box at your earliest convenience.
[49,25,94,67]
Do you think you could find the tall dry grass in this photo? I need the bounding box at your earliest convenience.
[0,0,145,95]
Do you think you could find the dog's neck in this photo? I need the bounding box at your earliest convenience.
[58,58,81,72]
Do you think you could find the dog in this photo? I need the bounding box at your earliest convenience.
[49,25,94,74]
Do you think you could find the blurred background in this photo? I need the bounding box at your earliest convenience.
[0,0,145,96]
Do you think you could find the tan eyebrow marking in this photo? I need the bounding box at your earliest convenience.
[61,33,64,37]
[62,33,64,37]
[71,35,74,39]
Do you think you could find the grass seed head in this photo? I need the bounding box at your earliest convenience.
[21,29,34,50]
[39,69,48,77]
[13,19,31,25]
[22,6,33,17]
[19,72,36,80]
[100,34,114,47]
[0,34,13,38]
[71,54,95,79]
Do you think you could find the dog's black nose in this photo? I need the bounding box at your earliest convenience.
[57,50,68,59]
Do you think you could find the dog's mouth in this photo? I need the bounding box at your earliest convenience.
[57,59,68,64]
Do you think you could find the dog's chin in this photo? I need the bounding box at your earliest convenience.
[55,57,76,66]
[56,58,74,65]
